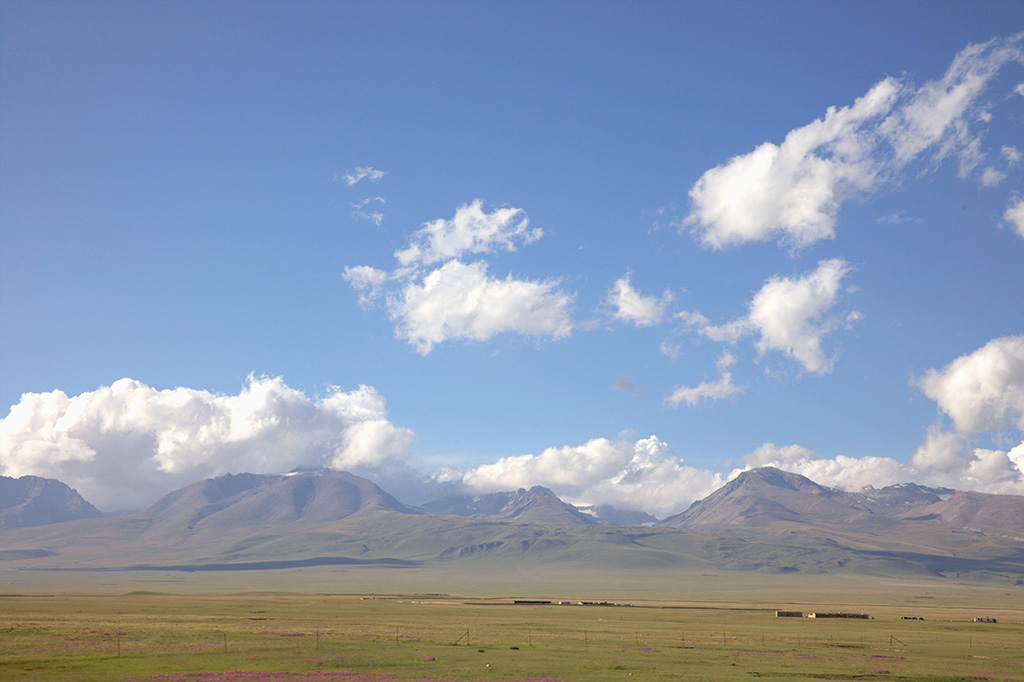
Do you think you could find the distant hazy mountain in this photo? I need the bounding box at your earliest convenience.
[3,467,1024,582]
[662,467,877,529]
[422,486,597,525]
[574,504,660,526]
[0,475,103,528]
[140,469,415,531]
[902,490,1024,533]
[661,467,970,532]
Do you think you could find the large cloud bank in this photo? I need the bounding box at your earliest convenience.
[345,200,574,354]
[4,335,1024,517]
[686,34,1024,250]
[746,336,1024,495]
[435,435,724,518]
[0,376,413,511]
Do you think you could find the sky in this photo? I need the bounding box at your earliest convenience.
[2,0,1023,515]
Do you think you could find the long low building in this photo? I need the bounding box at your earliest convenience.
[807,612,872,619]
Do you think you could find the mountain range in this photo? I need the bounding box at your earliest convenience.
[1,467,1023,582]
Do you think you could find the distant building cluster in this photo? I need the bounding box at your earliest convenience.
[775,610,872,619]
[511,600,632,607]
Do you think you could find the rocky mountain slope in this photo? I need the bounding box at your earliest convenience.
[0,475,103,528]
[421,486,597,525]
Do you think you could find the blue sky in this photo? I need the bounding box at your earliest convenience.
[2,1,1023,514]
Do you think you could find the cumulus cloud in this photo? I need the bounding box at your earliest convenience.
[980,167,1006,186]
[686,34,1024,250]
[740,438,1024,495]
[915,335,1024,434]
[394,199,541,268]
[901,336,1024,492]
[342,166,386,186]
[345,200,575,354]
[908,426,967,473]
[740,442,915,491]
[1003,195,1024,238]
[0,376,413,512]
[389,260,573,355]
[605,272,672,327]
[440,435,723,518]
[665,352,744,407]
[681,258,859,375]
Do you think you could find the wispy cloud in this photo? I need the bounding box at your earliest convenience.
[665,351,744,407]
[875,211,924,226]
[686,34,1024,250]
[611,376,643,396]
[342,166,386,186]
[353,197,387,226]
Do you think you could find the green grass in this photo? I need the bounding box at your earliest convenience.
[1,588,1023,681]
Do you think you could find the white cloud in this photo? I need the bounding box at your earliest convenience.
[394,200,541,268]
[353,197,387,226]
[1003,196,1024,238]
[683,259,859,375]
[904,428,1024,493]
[740,442,914,491]
[1001,145,1022,164]
[342,265,389,307]
[686,35,1024,250]
[980,167,1006,186]
[904,336,1024,493]
[665,352,744,407]
[389,260,573,355]
[447,435,723,518]
[342,166,386,186]
[0,376,414,512]
[915,334,1024,434]
[605,272,672,327]
[875,211,924,225]
[740,438,1024,495]
[345,200,574,354]
[908,425,968,473]
[659,342,682,360]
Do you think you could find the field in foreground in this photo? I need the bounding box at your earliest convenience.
[2,581,1023,682]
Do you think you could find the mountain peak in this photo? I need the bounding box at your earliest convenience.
[662,466,867,530]
[0,475,104,528]
[422,486,596,525]
[141,469,413,531]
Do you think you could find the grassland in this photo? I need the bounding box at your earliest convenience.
[1,567,1023,681]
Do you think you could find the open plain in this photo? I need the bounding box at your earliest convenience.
[2,568,1023,682]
